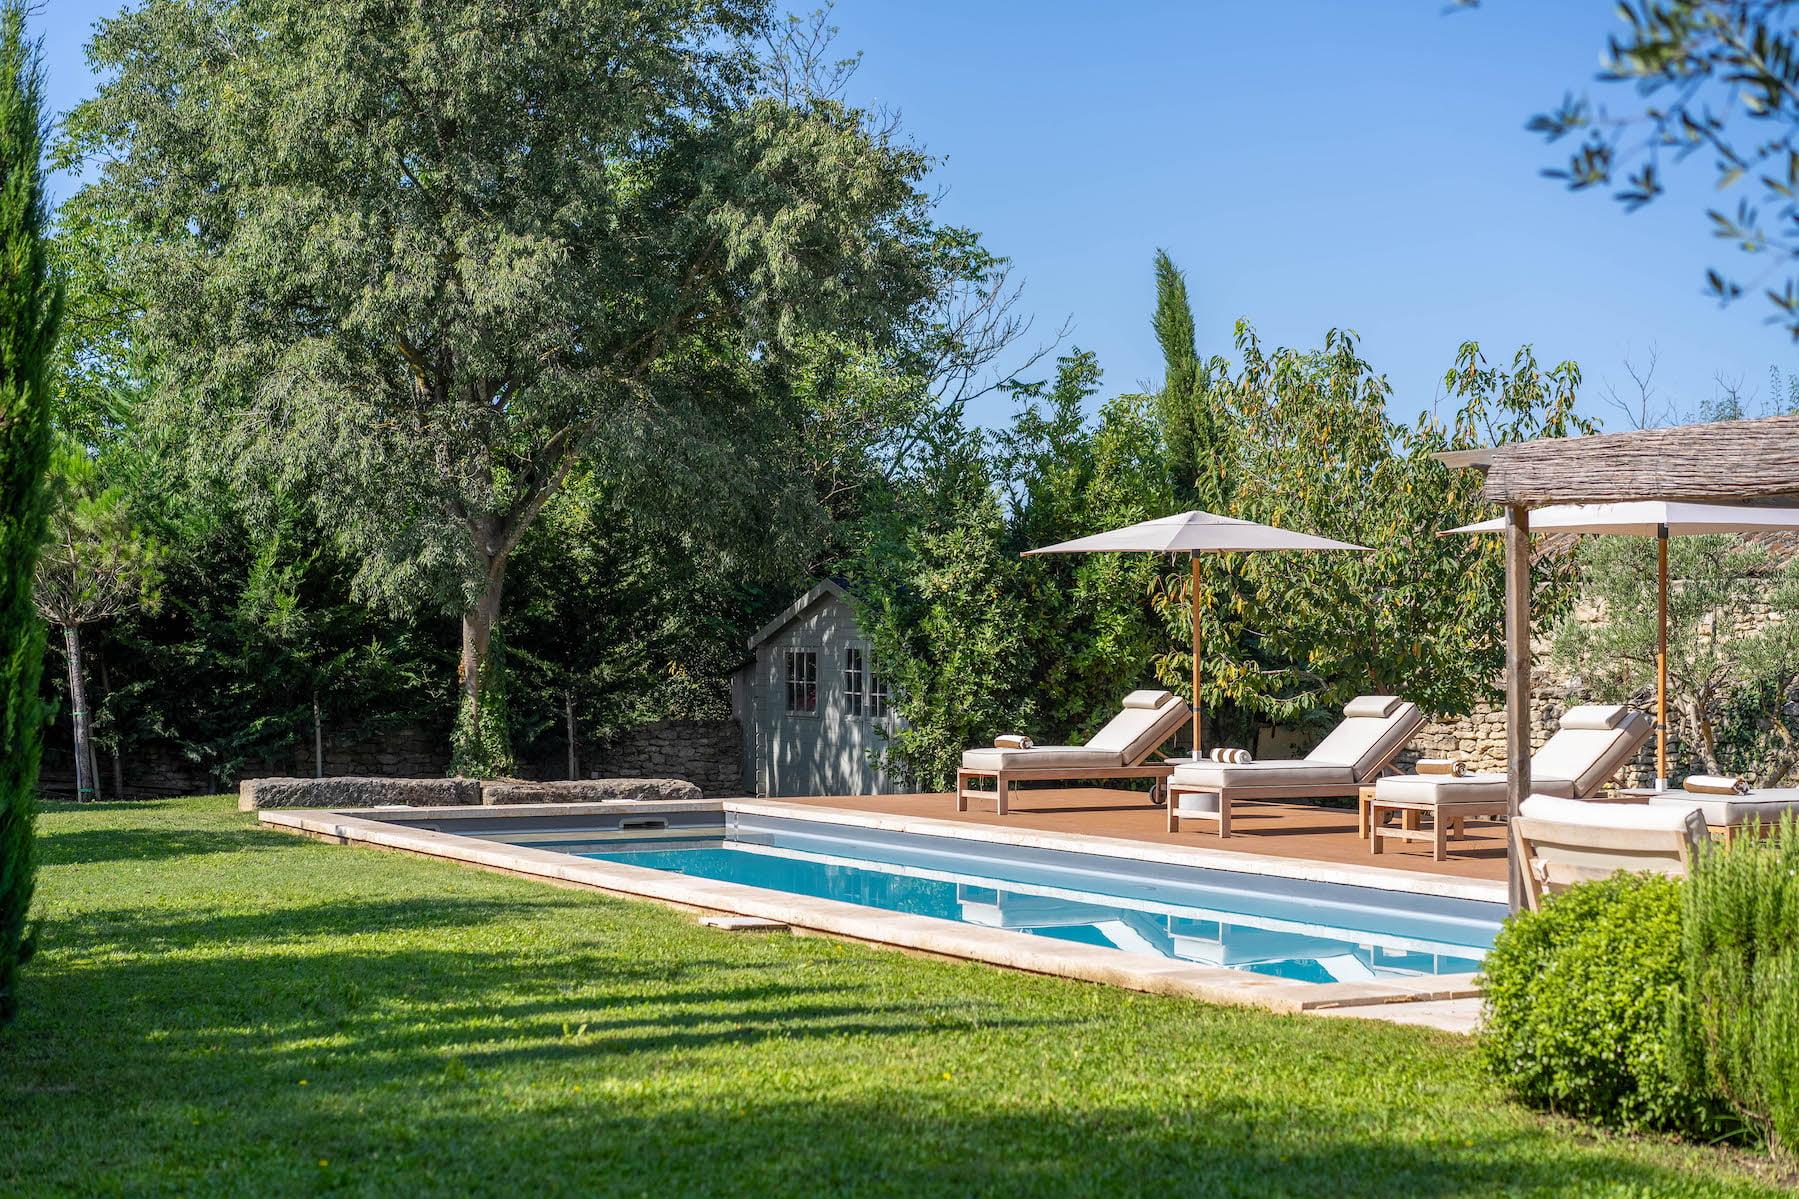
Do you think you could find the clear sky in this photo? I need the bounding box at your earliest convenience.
[39,1,1798,430]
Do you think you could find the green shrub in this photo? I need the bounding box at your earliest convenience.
[1479,873,1729,1135]
[1677,813,1799,1162]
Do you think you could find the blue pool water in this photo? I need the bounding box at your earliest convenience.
[544,815,1502,984]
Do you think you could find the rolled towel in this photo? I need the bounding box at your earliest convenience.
[1416,758,1469,777]
[1208,747,1253,764]
[1684,774,1750,796]
[993,734,1033,750]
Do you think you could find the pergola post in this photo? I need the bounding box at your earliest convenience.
[1503,504,1532,913]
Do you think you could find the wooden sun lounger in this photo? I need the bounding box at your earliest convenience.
[1513,795,1707,910]
[955,691,1191,817]
[1166,698,1425,838]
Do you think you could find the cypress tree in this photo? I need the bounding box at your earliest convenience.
[0,0,60,1027]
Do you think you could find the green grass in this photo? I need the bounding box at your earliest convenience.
[0,797,1785,1197]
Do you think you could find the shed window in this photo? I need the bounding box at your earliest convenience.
[844,647,865,717]
[868,661,891,718]
[784,649,818,714]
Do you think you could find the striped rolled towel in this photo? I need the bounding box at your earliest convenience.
[1684,774,1750,796]
[1415,758,1469,777]
[1207,747,1253,765]
[993,734,1033,750]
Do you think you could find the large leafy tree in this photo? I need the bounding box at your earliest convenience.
[1504,0,1799,335]
[0,0,58,1026]
[69,0,967,773]
[1229,334,1593,731]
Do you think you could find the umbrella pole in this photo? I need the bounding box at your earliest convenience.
[1190,551,1202,762]
[1656,525,1669,790]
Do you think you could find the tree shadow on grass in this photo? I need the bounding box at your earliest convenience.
[0,921,1772,1195]
[34,826,299,868]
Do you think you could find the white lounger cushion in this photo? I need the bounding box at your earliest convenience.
[960,745,1125,771]
[1343,694,1404,719]
[1650,788,1799,827]
[1170,760,1355,791]
[1378,707,1651,806]
[1086,697,1190,764]
[1121,689,1178,710]
[1520,793,1702,831]
[1535,714,1652,795]
[1305,700,1423,782]
[1556,703,1631,731]
[1375,772,1576,804]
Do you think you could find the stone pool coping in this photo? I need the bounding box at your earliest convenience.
[258,800,1488,1021]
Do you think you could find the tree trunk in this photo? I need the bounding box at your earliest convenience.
[459,556,508,721]
[97,649,124,801]
[62,624,94,802]
[566,690,578,780]
[312,688,324,779]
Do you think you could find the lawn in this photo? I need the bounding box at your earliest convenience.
[0,797,1784,1197]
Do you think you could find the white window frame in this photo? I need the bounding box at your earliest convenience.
[843,645,866,718]
[782,646,820,718]
[868,662,892,720]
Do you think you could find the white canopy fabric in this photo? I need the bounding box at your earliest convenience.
[1444,500,1799,538]
[1443,499,1799,790]
[1024,510,1368,761]
[1025,509,1367,556]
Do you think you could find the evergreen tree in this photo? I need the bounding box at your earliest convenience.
[0,0,59,1025]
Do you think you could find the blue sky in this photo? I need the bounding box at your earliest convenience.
[40,1,1797,430]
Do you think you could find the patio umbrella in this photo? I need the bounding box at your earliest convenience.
[1444,500,1799,789]
[1023,510,1369,760]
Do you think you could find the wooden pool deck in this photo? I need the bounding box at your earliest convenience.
[777,786,1511,884]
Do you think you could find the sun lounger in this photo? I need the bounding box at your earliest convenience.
[1369,705,1652,860]
[1166,696,1424,837]
[956,689,1192,815]
[1648,787,1799,842]
[1513,794,1708,910]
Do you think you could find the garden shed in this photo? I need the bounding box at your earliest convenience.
[731,581,905,797]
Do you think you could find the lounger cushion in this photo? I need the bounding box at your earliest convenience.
[1374,773,1577,804]
[1557,704,1631,731]
[1121,689,1177,710]
[1305,701,1422,782]
[1171,760,1355,790]
[1533,710,1652,796]
[1343,694,1404,719]
[1086,698,1190,764]
[960,746,1126,771]
[1522,793,1702,831]
[1650,789,1799,827]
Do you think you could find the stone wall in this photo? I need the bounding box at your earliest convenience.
[41,716,743,801]
[586,719,742,797]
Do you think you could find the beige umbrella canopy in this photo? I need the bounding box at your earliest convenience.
[1444,500,1799,789]
[1024,510,1369,758]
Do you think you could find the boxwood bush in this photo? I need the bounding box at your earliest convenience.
[1479,873,1730,1136]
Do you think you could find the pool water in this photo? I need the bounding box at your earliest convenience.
[547,815,1500,984]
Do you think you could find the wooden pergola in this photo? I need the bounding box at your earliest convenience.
[1443,413,1799,909]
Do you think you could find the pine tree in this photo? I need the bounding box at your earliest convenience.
[0,0,60,1026]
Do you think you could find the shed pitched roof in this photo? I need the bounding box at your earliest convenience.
[745,580,850,651]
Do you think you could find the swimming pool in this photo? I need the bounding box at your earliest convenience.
[501,812,1503,984]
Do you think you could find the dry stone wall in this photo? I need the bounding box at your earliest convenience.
[45,716,743,801]
[584,719,742,797]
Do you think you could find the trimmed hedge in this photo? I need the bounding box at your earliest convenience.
[1479,873,1731,1136]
